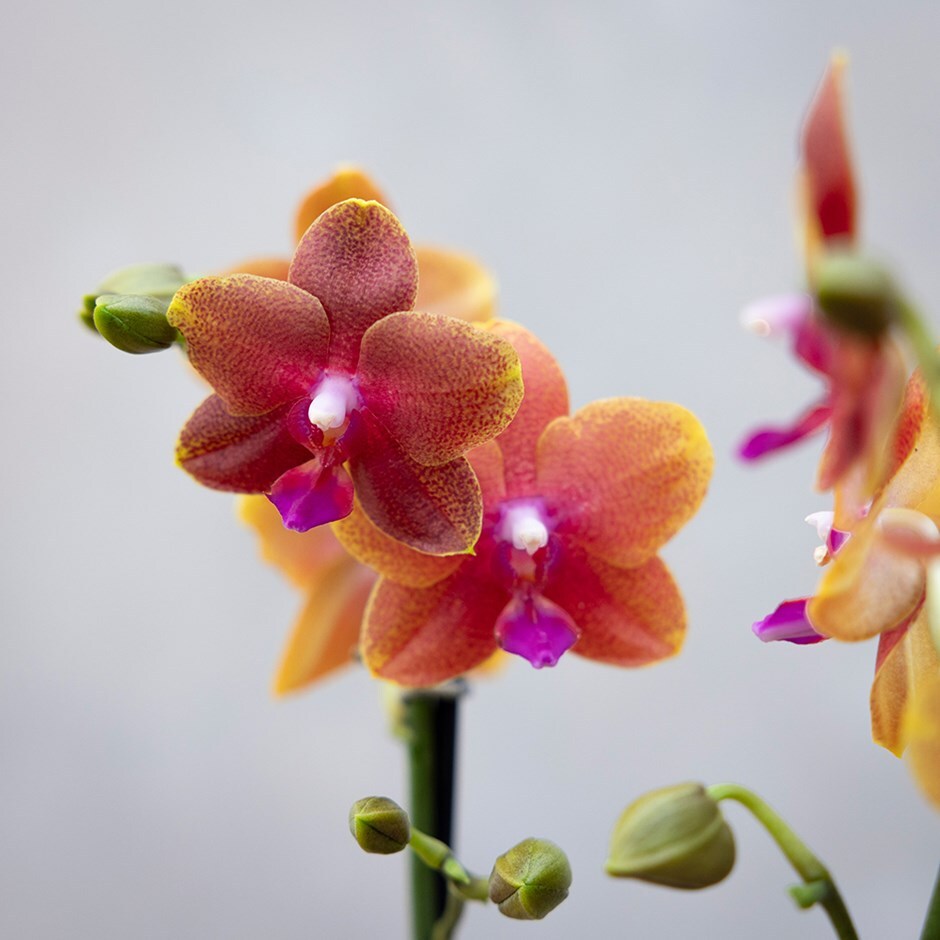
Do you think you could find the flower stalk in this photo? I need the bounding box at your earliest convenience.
[921,864,940,940]
[404,682,466,940]
[706,784,858,940]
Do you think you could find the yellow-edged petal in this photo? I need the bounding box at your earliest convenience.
[904,672,940,809]
[536,399,713,568]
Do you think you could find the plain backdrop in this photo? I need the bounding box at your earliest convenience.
[3,1,939,937]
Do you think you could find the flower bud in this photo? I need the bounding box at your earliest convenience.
[348,797,411,855]
[80,263,190,332]
[488,838,571,920]
[815,250,898,337]
[93,294,179,354]
[605,783,735,889]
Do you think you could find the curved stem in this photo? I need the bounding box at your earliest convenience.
[707,784,858,940]
[404,682,466,940]
[920,864,940,940]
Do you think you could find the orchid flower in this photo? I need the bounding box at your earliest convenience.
[329,321,713,686]
[169,198,523,554]
[739,55,906,525]
[228,166,497,323]
[755,371,940,794]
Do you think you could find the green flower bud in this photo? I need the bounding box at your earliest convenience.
[605,783,735,889]
[489,838,571,920]
[80,263,190,333]
[92,294,179,354]
[348,797,411,855]
[815,250,899,337]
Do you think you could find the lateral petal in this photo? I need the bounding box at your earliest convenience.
[348,414,483,555]
[414,246,497,323]
[361,568,505,686]
[273,554,375,694]
[176,395,309,492]
[289,200,418,370]
[809,512,925,641]
[544,547,686,666]
[357,312,523,466]
[168,275,330,415]
[537,399,713,568]
[870,606,935,754]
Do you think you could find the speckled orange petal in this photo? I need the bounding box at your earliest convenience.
[222,257,291,281]
[801,53,857,243]
[484,321,568,498]
[238,495,351,588]
[293,167,390,244]
[870,606,936,754]
[414,246,496,323]
[361,567,505,686]
[272,554,375,694]
[289,200,418,371]
[333,503,462,588]
[168,275,330,415]
[544,547,685,666]
[884,371,940,515]
[537,399,713,568]
[348,413,483,555]
[809,512,925,641]
[904,672,940,809]
[177,395,310,492]
[357,312,523,466]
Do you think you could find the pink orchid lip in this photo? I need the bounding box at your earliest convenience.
[495,590,580,668]
[752,598,828,645]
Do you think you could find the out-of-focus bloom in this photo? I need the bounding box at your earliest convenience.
[334,322,713,686]
[739,55,906,524]
[169,198,523,554]
[903,674,940,809]
[755,372,940,782]
[229,166,497,324]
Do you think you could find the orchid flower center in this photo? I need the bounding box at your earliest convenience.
[497,500,550,556]
[307,374,359,434]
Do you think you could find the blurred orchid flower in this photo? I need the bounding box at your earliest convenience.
[170,198,523,554]
[332,322,713,686]
[739,54,906,525]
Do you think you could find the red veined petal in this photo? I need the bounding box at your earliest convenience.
[544,546,686,666]
[176,395,309,492]
[289,200,418,371]
[348,413,483,555]
[358,312,523,466]
[361,567,505,686]
[537,399,713,568]
[168,275,329,415]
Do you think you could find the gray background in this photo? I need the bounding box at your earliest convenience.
[3,1,939,937]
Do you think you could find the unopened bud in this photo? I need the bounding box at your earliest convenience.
[348,797,410,855]
[489,838,571,920]
[815,250,898,337]
[605,783,735,889]
[80,263,190,332]
[93,294,179,354]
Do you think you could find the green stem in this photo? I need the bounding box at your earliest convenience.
[404,682,466,940]
[920,864,940,940]
[707,784,858,940]
[430,887,468,940]
[898,300,940,421]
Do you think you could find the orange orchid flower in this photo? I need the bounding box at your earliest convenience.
[739,55,906,526]
[333,322,713,687]
[236,169,503,692]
